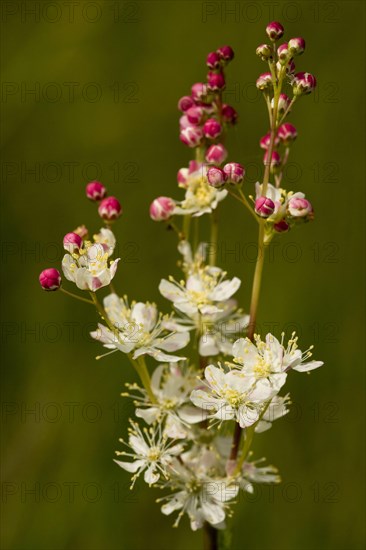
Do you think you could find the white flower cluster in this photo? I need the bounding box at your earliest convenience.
[89,240,323,531]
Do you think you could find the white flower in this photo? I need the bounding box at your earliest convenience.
[159,268,241,318]
[173,164,228,217]
[232,332,323,389]
[190,365,275,428]
[177,240,208,274]
[240,458,281,493]
[125,363,203,438]
[158,454,238,530]
[255,394,291,433]
[90,293,190,362]
[166,299,249,357]
[62,228,119,291]
[114,421,184,487]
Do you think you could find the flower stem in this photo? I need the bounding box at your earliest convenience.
[60,288,94,305]
[209,210,219,266]
[203,522,218,550]
[130,356,157,404]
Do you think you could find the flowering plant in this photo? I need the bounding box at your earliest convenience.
[39,21,323,549]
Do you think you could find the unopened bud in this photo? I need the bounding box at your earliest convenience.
[205,143,228,164]
[207,167,227,188]
[203,118,222,139]
[178,95,194,112]
[221,104,238,124]
[206,51,221,69]
[39,268,61,291]
[86,181,106,201]
[266,21,284,41]
[278,123,297,144]
[207,71,226,91]
[256,73,273,90]
[256,44,272,61]
[223,163,245,185]
[288,37,305,56]
[217,45,234,62]
[292,72,317,95]
[98,196,122,221]
[255,196,275,218]
[150,197,175,221]
[63,232,83,253]
[180,126,203,147]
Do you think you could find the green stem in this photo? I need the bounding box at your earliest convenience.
[203,522,218,550]
[247,222,266,340]
[60,288,94,305]
[237,188,259,223]
[129,356,157,404]
[183,215,191,241]
[209,210,219,266]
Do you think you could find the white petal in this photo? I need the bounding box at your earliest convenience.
[178,405,205,424]
[113,459,145,473]
[131,302,157,332]
[292,360,324,372]
[157,331,190,352]
[209,277,241,301]
[159,279,185,302]
[144,465,160,485]
[135,407,160,424]
[199,335,219,357]
[205,365,226,390]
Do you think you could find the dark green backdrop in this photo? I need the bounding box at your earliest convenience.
[1,1,365,549]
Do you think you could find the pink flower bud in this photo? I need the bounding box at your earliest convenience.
[277,43,289,63]
[186,106,205,125]
[259,132,280,150]
[288,37,305,55]
[274,219,290,232]
[179,115,191,130]
[207,167,227,188]
[263,150,281,169]
[86,181,106,201]
[266,21,284,41]
[293,72,317,95]
[207,72,226,91]
[203,118,222,139]
[206,51,221,69]
[223,162,245,185]
[150,196,175,221]
[276,93,291,113]
[217,45,234,62]
[191,82,208,102]
[256,73,273,90]
[288,197,313,217]
[63,232,83,253]
[256,44,272,60]
[180,126,203,147]
[255,197,275,218]
[98,196,122,221]
[222,104,238,124]
[39,268,61,291]
[178,95,194,112]
[205,143,228,164]
[278,123,297,144]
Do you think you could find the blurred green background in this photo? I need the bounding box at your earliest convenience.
[1,1,365,549]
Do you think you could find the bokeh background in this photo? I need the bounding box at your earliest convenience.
[1,1,365,549]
